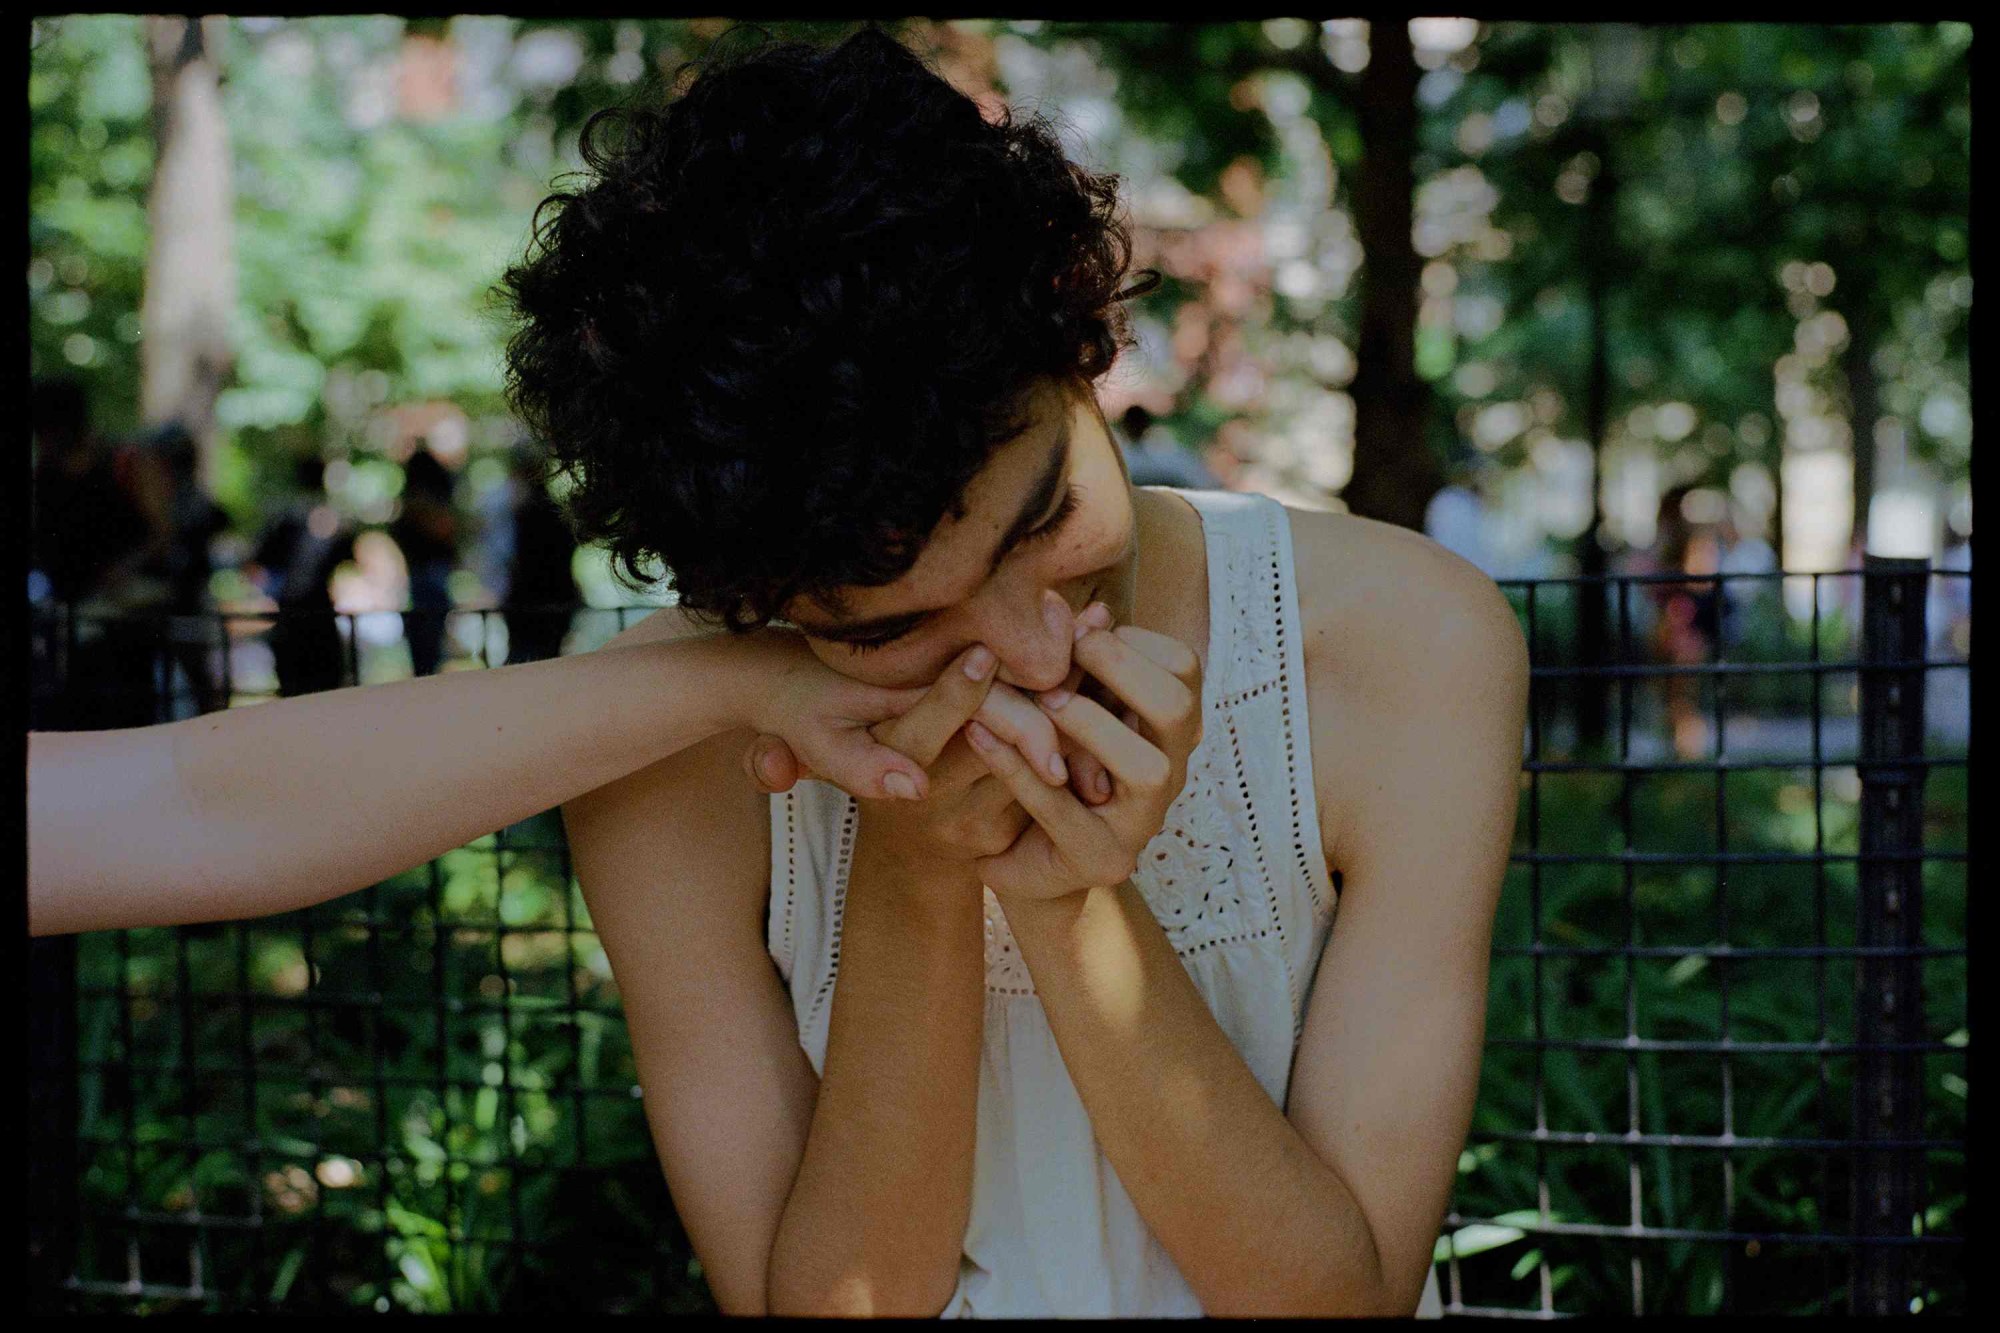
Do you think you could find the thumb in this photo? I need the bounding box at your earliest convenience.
[744,736,801,794]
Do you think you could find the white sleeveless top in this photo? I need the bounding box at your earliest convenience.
[766,488,1445,1318]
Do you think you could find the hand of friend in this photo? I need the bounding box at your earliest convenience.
[742,590,1115,810]
[964,598,1119,811]
[961,608,1204,904]
[846,643,1045,875]
[734,628,936,803]
[958,594,1118,811]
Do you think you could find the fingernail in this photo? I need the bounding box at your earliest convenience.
[1044,591,1072,637]
[883,771,918,801]
[965,720,996,751]
[1046,752,1068,783]
[756,749,781,786]
[1083,601,1112,629]
[1039,688,1071,711]
[1093,771,1111,799]
[963,645,996,680]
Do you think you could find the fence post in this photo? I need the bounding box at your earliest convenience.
[28,606,79,1310]
[1851,554,1930,1315]
[28,936,79,1310]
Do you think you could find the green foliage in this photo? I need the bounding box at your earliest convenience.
[66,735,1967,1314]
[72,811,703,1314]
[29,15,154,434]
[1046,21,1283,199]
[31,18,1971,551]
[1425,24,1970,506]
[1450,758,1965,1314]
[218,18,534,496]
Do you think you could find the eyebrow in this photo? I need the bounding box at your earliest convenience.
[796,411,1074,645]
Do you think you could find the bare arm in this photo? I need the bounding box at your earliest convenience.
[762,809,986,1315]
[28,618,927,936]
[1281,563,1527,1312]
[562,726,821,1315]
[760,636,1112,1313]
[566,631,1006,1315]
[989,550,1527,1314]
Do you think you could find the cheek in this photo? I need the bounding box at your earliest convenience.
[1049,490,1133,577]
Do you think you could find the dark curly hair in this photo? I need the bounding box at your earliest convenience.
[496,23,1156,630]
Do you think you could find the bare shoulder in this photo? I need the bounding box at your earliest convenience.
[566,600,772,932]
[601,602,725,650]
[560,613,814,1315]
[1284,505,1522,688]
[1282,505,1528,871]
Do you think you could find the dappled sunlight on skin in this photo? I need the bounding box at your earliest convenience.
[1068,887,1152,1035]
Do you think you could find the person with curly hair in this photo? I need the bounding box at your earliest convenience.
[503,24,1526,1317]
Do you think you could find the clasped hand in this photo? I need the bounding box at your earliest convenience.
[740,601,1202,902]
[960,609,1203,901]
[843,603,1201,904]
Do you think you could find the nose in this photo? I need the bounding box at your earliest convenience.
[985,587,1074,693]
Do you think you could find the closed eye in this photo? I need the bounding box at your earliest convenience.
[845,484,1083,656]
[844,628,915,654]
[1021,484,1081,549]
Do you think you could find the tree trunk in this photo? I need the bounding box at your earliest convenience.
[1574,124,1615,758]
[1342,19,1442,531]
[141,15,236,492]
[1843,295,1879,555]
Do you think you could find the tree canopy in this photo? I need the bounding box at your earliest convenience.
[29,18,1971,567]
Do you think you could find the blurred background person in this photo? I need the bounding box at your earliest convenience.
[30,375,175,729]
[249,455,357,698]
[1714,506,1779,658]
[502,444,580,665]
[391,442,461,676]
[1933,529,1972,654]
[139,419,231,716]
[1639,483,1728,759]
[1118,404,1219,490]
[31,376,171,611]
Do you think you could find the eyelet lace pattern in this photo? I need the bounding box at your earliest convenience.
[975,494,1335,1049]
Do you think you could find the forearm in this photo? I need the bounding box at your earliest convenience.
[1003,882,1401,1316]
[766,830,984,1316]
[28,635,748,936]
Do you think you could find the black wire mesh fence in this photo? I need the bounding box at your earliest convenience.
[25,557,1970,1315]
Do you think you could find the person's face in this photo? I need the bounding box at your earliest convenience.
[778,377,1136,692]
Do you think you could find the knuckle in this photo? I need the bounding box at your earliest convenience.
[1134,751,1172,790]
[972,710,1013,749]
[1094,848,1139,885]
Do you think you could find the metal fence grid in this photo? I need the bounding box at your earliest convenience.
[25,557,1970,1315]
